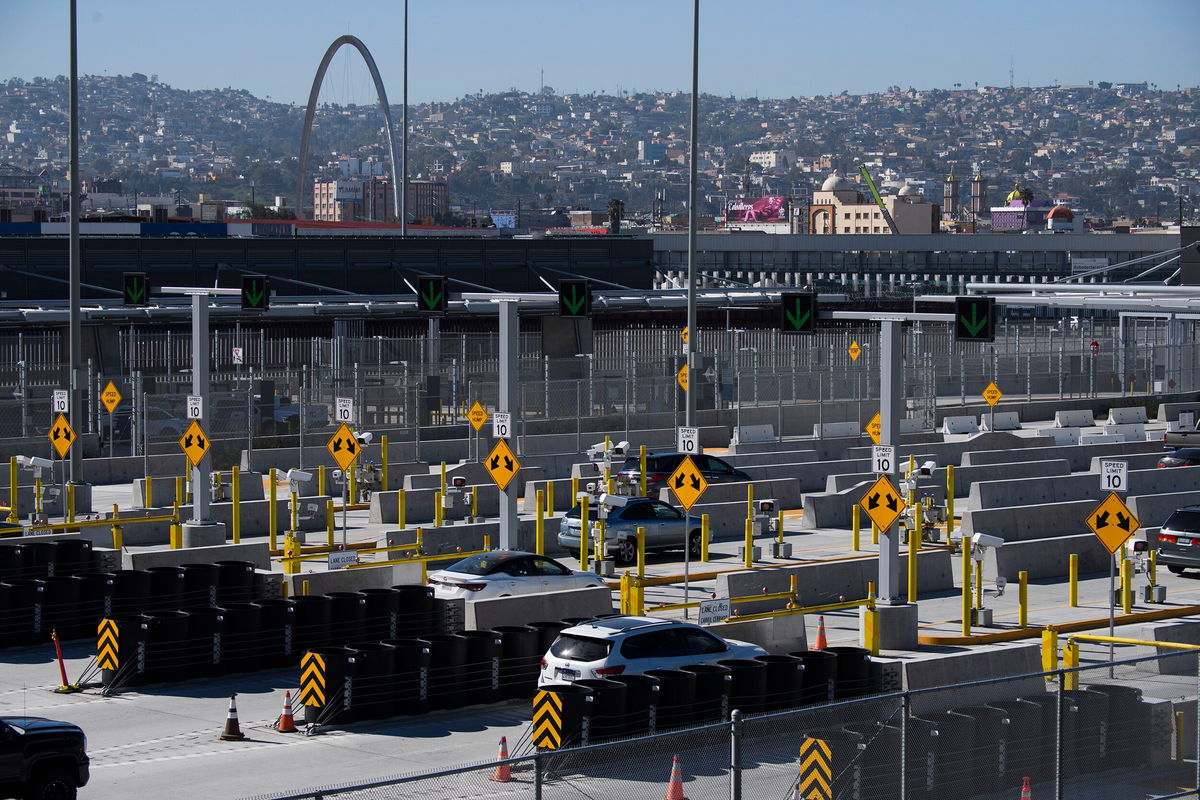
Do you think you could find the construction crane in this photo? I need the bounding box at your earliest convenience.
[858,165,901,235]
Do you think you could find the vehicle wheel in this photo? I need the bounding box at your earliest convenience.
[616,539,637,566]
[1168,564,1186,575]
[24,769,77,800]
[688,530,702,559]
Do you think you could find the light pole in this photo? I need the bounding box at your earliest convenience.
[684,0,699,427]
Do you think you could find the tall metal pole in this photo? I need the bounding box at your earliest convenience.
[498,301,518,548]
[68,0,83,485]
[191,294,211,524]
[684,0,699,427]
[879,319,902,603]
[401,0,408,235]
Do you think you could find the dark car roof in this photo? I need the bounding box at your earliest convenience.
[1164,448,1200,457]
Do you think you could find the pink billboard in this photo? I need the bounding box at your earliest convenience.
[725,196,789,222]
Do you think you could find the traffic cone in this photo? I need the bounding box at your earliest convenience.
[489,736,513,782]
[275,690,298,733]
[1019,776,1032,799]
[814,615,828,650]
[663,754,688,800]
[219,693,246,741]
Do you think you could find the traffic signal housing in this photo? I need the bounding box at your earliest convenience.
[123,272,149,306]
[241,275,269,311]
[780,292,817,334]
[417,276,448,314]
[954,296,995,342]
[558,279,592,318]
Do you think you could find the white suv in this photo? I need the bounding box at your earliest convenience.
[538,616,767,685]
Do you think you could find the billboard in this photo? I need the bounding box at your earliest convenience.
[334,179,363,203]
[726,196,789,223]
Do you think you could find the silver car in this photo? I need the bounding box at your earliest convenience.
[558,497,702,565]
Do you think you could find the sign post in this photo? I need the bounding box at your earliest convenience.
[668,455,708,617]
[101,381,122,459]
[326,423,360,547]
[1086,488,1139,669]
[48,413,76,522]
[981,382,1003,431]
[468,401,488,462]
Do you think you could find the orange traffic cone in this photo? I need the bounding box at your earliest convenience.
[1019,776,1032,799]
[219,693,246,741]
[663,754,688,800]
[814,615,828,650]
[275,690,298,733]
[489,736,513,782]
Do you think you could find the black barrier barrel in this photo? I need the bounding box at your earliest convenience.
[178,563,219,607]
[217,602,263,673]
[145,566,186,612]
[3,579,43,645]
[180,606,225,678]
[252,598,296,667]
[346,642,398,721]
[718,659,767,716]
[987,698,1046,784]
[326,591,367,646]
[391,584,434,638]
[491,625,539,700]
[48,539,94,576]
[843,721,901,798]
[536,684,594,747]
[1016,694,1060,782]
[680,663,731,723]
[0,546,23,581]
[573,678,626,741]
[528,620,570,655]
[754,654,804,711]
[644,669,696,730]
[804,728,865,799]
[951,705,1010,783]
[789,650,837,705]
[1062,688,1109,778]
[38,576,84,640]
[110,569,151,615]
[305,647,352,727]
[141,610,190,684]
[77,572,114,625]
[291,594,332,652]
[1086,684,1148,769]
[214,561,256,604]
[608,674,659,736]
[0,582,14,647]
[383,638,430,715]
[15,541,55,578]
[359,588,401,641]
[458,630,502,705]
[823,646,873,698]
[916,711,976,797]
[106,612,148,687]
[419,633,467,710]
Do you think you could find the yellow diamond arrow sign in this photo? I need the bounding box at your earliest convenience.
[668,455,708,511]
[48,413,76,459]
[178,419,211,464]
[1086,491,1140,554]
[101,381,122,414]
[485,438,521,492]
[865,412,881,445]
[326,423,361,472]
[982,382,1003,407]
[848,341,862,362]
[467,401,489,432]
[860,473,906,531]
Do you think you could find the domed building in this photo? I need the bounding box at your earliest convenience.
[1046,204,1081,232]
[808,170,940,235]
[990,184,1053,232]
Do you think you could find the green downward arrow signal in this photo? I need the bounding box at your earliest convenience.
[784,300,811,330]
[125,276,145,303]
[421,282,443,310]
[563,284,586,315]
[960,303,987,337]
[245,280,265,308]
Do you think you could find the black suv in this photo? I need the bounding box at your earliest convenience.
[616,452,751,497]
[0,716,90,799]
[1156,506,1200,575]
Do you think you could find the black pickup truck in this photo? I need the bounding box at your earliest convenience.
[0,717,90,800]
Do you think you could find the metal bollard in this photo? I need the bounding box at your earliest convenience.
[871,520,879,545]
[536,490,545,556]
[1042,628,1059,673]
[434,491,444,528]
[639,446,647,497]
[1069,553,1079,607]
[6,456,17,524]
[381,435,389,491]
[231,465,241,544]
[946,465,956,537]
[743,518,754,569]
[1062,640,1080,690]
[961,534,972,637]
[110,503,123,549]
[144,474,153,508]
[907,515,918,603]
[1121,556,1133,614]
[318,464,326,497]
[283,533,300,575]
[269,468,278,552]
[1018,571,1028,628]
[325,499,334,547]
[852,504,860,551]
[701,514,710,562]
[546,480,555,516]
[398,489,406,530]
[580,496,590,573]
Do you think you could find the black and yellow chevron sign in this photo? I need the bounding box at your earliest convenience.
[797,737,832,800]
[531,689,564,750]
[298,652,326,708]
[97,618,119,671]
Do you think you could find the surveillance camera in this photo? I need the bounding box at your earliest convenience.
[29,457,52,470]
[332,469,343,481]
[286,468,313,483]
[973,533,1004,550]
[614,440,630,455]
[758,499,776,513]
[305,503,319,515]
[1132,540,1148,552]
[585,481,597,494]
[15,456,31,468]
[356,431,373,445]
[451,476,467,488]
[918,460,936,476]
[599,493,629,509]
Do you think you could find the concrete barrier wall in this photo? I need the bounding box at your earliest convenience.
[904,644,1045,714]
[1130,491,1200,530]
[961,440,1162,471]
[970,467,1200,510]
[1087,453,1164,472]
[283,562,423,597]
[1137,621,1200,675]
[122,541,273,570]
[657,478,804,510]
[722,450,819,467]
[464,586,614,632]
[845,432,1038,467]
[384,522,498,556]
[962,499,1097,541]
[708,613,807,654]
[368,474,545,525]
[802,481,871,529]
[714,549,953,610]
[993,533,1112,580]
[0,483,93,517]
[132,470,264,509]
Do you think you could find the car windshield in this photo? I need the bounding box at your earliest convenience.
[550,635,611,661]
[444,553,519,575]
[1165,510,1200,533]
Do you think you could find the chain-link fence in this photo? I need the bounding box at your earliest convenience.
[247,650,1199,800]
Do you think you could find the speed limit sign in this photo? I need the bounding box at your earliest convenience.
[52,390,69,414]
[186,395,203,420]
[335,397,354,424]
[493,412,512,439]
[677,426,699,454]
[872,445,896,475]
[1100,459,1128,493]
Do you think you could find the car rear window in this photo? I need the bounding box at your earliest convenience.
[1164,510,1200,534]
[444,553,516,575]
[550,634,612,661]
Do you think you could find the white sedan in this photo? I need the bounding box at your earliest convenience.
[427,550,608,600]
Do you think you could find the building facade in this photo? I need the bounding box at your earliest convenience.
[807,172,940,235]
[312,177,449,223]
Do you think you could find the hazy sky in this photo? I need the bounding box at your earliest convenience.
[3,1,1198,105]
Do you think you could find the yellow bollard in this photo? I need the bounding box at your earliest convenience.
[744,518,754,569]
[1149,550,1158,587]
[1042,628,1059,673]
[871,520,879,545]
[302,579,311,596]
[283,533,299,575]
[269,468,278,552]
[434,491,444,528]
[580,496,590,572]
[1177,711,1187,763]
[440,461,447,496]
[318,464,326,497]
[639,446,647,497]
[1069,553,1079,607]
[66,483,75,524]
[415,527,424,555]
[746,484,754,521]
[381,435,389,491]
[1121,556,1133,614]
[701,514,710,562]
[907,454,915,478]
[6,456,18,523]
[232,465,241,544]
[536,490,545,555]
[974,548,983,611]
[144,474,153,508]
[852,504,861,551]
[863,604,880,656]
[946,465,955,537]
[484,533,490,551]
[546,480,555,515]
[620,571,631,614]
[961,534,972,637]
[471,486,478,519]
[175,475,183,508]
[1063,640,1079,690]
[571,476,579,501]
[325,499,334,546]
[1019,571,1028,628]
[788,574,798,607]
[349,464,357,505]
[290,490,299,532]
[595,520,605,566]
[907,516,918,603]
[169,518,182,550]
[110,503,123,549]
[776,509,785,545]
[635,527,646,615]
[281,581,290,599]
[914,502,923,550]
[398,489,406,530]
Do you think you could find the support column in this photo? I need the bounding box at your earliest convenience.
[184,293,224,545]
[879,320,902,603]
[498,301,518,549]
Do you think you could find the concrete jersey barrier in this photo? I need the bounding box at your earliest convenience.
[961,439,1163,471]
[969,467,1200,510]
